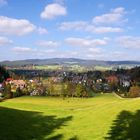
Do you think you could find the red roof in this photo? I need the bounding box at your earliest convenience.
[6,78,13,81]
[106,76,118,83]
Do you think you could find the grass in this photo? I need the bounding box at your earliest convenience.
[34,65,86,72]
[34,65,113,72]
[34,65,62,70]
[1,94,140,140]
[94,66,113,71]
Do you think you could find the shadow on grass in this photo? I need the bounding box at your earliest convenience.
[0,107,72,140]
[105,110,140,140]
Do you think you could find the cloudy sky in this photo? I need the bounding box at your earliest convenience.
[0,0,140,61]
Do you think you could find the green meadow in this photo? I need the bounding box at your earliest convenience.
[34,65,62,70]
[1,94,140,140]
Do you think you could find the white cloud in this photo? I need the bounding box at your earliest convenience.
[37,40,60,47]
[88,48,102,53]
[85,25,123,33]
[59,7,127,34]
[0,16,36,36]
[111,51,125,57]
[0,36,13,46]
[46,51,78,58]
[59,21,123,33]
[12,46,58,56]
[92,7,127,24]
[59,21,87,30]
[43,49,56,53]
[40,3,67,19]
[38,27,48,35]
[117,36,140,49]
[65,37,107,47]
[12,47,33,53]
[0,0,7,7]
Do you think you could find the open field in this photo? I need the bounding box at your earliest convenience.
[34,65,63,70]
[94,66,113,71]
[34,65,86,72]
[16,64,138,72]
[34,65,113,72]
[1,94,140,140]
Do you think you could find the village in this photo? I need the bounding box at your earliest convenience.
[0,66,139,100]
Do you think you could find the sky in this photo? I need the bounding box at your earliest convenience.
[0,0,140,61]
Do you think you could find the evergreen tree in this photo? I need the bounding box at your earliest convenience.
[3,83,12,98]
[0,66,10,82]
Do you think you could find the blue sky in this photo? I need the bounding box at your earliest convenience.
[0,0,140,61]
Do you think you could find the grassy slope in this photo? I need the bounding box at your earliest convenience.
[0,94,140,140]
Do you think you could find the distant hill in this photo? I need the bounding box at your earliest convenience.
[0,58,140,67]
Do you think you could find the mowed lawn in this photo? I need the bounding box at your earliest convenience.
[1,94,140,140]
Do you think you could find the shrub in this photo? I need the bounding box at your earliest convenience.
[129,86,140,97]
[13,87,23,97]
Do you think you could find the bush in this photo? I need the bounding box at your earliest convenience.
[13,87,22,97]
[75,84,88,97]
[3,83,13,98]
[129,86,140,97]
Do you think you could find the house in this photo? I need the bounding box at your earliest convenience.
[122,81,130,87]
[106,75,119,84]
[10,80,26,89]
[93,83,102,92]
[102,83,111,92]
[6,78,26,89]
[96,79,102,83]
[6,78,13,83]
[29,79,34,83]
[30,90,40,96]
[52,77,64,83]
[119,75,131,87]
[0,83,2,89]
